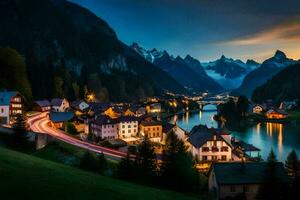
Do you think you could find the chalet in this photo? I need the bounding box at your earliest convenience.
[51,98,70,112]
[252,104,265,114]
[117,116,139,139]
[0,91,25,124]
[188,125,232,162]
[266,109,288,119]
[49,111,74,128]
[139,120,163,142]
[209,162,289,200]
[88,115,118,139]
[34,100,51,112]
[71,100,90,114]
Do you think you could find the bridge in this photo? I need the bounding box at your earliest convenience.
[197,100,226,110]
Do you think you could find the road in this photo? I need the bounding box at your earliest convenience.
[27,113,127,160]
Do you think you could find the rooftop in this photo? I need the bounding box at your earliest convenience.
[51,98,65,107]
[140,120,162,126]
[92,115,117,126]
[49,111,74,123]
[212,162,289,185]
[0,91,19,106]
[35,100,51,107]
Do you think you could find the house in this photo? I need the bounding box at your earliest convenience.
[117,116,139,139]
[51,98,69,112]
[279,101,297,111]
[123,108,135,116]
[139,120,163,142]
[104,107,120,119]
[88,115,118,140]
[34,100,51,112]
[162,122,187,143]
[209,162,289,200]
[266,109,288,119]
[71,100,90,113]
[252,104,265,114]
[0,91,25,124]
[146,103,161,113]
[188,125,232,162]
[49,111,74,128]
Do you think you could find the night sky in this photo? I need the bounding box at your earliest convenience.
[70,0,300,62]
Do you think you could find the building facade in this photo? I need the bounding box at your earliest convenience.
[188,125,232,162]
[139,121,163,142]
[89,116,118,139]
[0,91,24,124]
[117,116,139,138]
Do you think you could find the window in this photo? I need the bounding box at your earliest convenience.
[221,147,229,152]
[211,147,219,152]
[153,127,155,131]
[122,125,125,128]
[1,108,3,113]
[128,129,131,133]
[221,155,227,161]
[202,147,209,152]
[213,141,217,146]
[212,156,217,161]
[122,130,125,134]
[128,125,131,128]
[230,185,236,193]
[202,156,207,161]
[157,127,159,130]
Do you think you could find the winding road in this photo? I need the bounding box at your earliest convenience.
[28,113,127,160]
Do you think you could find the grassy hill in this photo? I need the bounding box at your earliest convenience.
[0,147,202,200]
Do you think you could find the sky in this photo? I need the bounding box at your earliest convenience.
[70,0,300,62]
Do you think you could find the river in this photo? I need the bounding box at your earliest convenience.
[170,105,300,161]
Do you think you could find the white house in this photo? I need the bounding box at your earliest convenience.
[188,125,232,162]
[88,115,118,139]
[0,91,24,124]
[162,122,187,143]
[117,116,139,139]
[252,104,265,114]
[51,98,69,112]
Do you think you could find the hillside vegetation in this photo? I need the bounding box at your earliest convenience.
[252,64,300,103]
[0,146,203,200]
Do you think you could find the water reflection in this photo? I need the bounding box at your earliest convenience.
[173,110,300,161]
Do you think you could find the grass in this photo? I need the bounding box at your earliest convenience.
[0,146,204,200]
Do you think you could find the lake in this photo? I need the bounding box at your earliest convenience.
[170,105,300,161]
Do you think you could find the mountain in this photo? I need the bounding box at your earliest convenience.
[0,0,185,101]
[233,50,298,97]
[131,43,223,93]
[202,55,260,90]
[252,63,300,103]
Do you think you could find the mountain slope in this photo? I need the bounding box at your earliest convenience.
[0,146,199,200]
[252,64,300,103]
[202,55,260,90]
[232,50,298,97]
[0,0,185,101]
[131,43,223,93]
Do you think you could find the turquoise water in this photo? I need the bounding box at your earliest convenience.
[171,105,300,161]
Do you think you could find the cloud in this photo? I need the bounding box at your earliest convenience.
[223,17,300,45]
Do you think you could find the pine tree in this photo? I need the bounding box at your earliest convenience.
[256,150,286,200]
[285,150,300,178]
[97,153,108,174]
[160,131,199,192]
[11,114,28,150]
[134,136,157,184]
[117,153,134,180]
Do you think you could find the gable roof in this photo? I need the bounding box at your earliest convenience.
[162,122,175,134]
[51,98,66,107]
[35,100,51,107]
[0,91,19,106]
[212,162,289,185]
[188,125,231,148]
[92,115,117,126]
[140,120,162,126]
[49,111,74,123]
